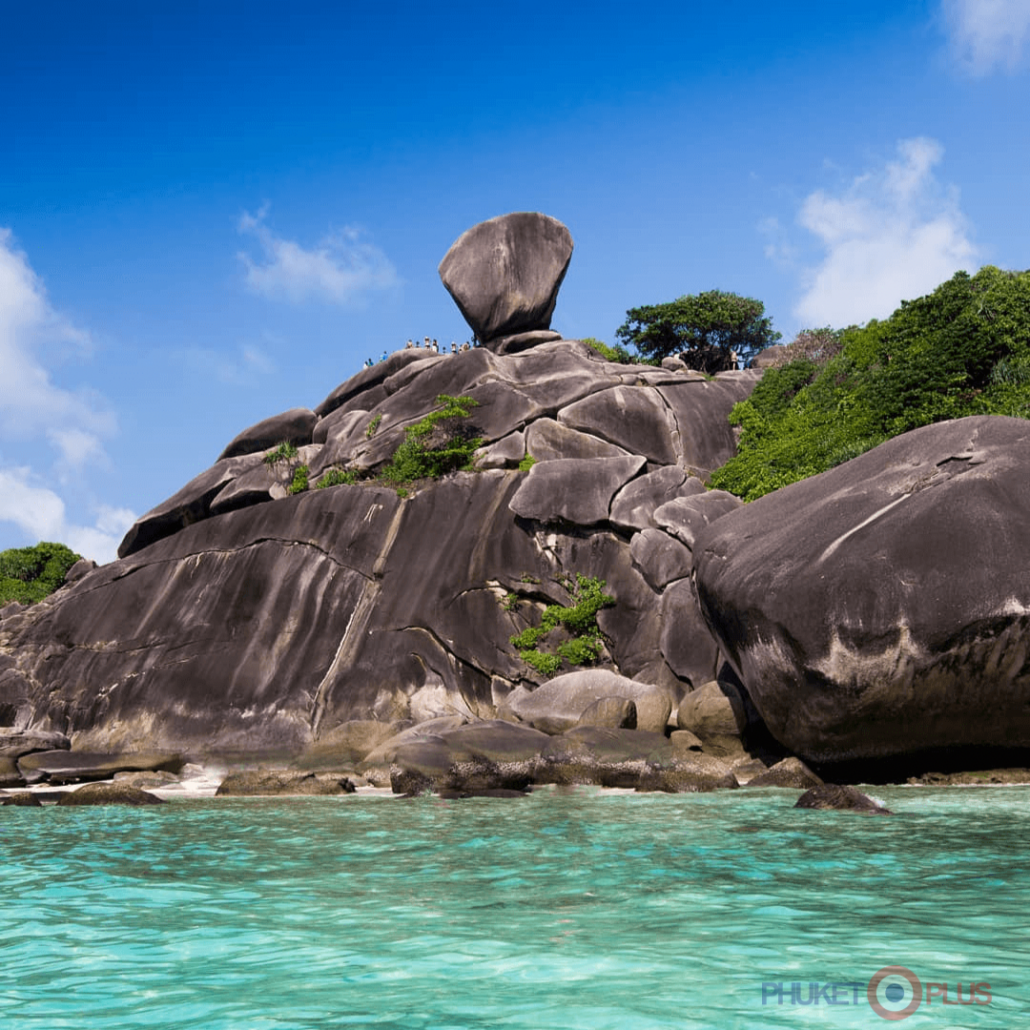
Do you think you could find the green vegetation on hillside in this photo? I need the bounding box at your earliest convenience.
[379,394,482,487]
[616,290,780,370]
[508,574,615,677]
[0,542,82,605]
[710,266,1030,501]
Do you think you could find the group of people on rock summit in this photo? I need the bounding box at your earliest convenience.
[363,335,478,368]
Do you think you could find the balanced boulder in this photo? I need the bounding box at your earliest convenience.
[438,212,572,351]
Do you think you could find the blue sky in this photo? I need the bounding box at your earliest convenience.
[1,0,1028,562]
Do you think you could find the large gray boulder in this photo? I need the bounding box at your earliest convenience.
[694,415,1030,764]
[438,212,573,351]
[0,339,760,757]
[504,670,672,734]
[217,408,318,460]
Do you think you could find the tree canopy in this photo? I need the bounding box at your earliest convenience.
[0,542,83,605]
[615,290,781,370]
[709,266,1030,501]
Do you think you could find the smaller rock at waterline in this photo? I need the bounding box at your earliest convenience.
[0,756,24,788]
[215,771,356,796]
[677,680,749,757]
[794,784,891,815]
[0,791,42,806]
[58,783,166,806]
[575,697,637,731]
[748,757,823,789]
[635,755,739,793]
[669,729,704,754]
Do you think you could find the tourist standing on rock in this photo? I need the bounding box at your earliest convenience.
[380,350,388,362]
[451,342,458,354]
[406,339,414,349]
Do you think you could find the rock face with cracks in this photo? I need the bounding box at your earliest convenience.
[0,340,757,757]
[693,415,1030,765]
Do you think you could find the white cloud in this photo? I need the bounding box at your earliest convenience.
[0,228,115,465]
[0,469,135,565]
[0,229,131,564]
[792,138,978,328]
[942,0,1030,75]
[237,205,400,305]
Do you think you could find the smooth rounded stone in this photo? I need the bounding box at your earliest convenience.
[312,406,369,447]
[217,408,318,460]
[64,558,97,584]
[694,415,1030,763]
[574,696,636,730]
[493,330,563,355]
[0,755,24,788]
[635,754,739,793]
[58,782,166,806]
[208,463,282,516]
[215,770,356,796]
[474,431,525,469]
[118,452,266,557]
[609,467,703,533]
[524,418,630,463]
[440,720,553,763]
[658,579,722,690]
[748,757,824,789]
[438,212,573,347]
[653,490,742,550]
[0,790,42,806]
[0,729,71,754]
[662,355,689,371]
[794,784,891,815]
[509,455,646,526]
[669,729,703,754]
[389,737,532,795]
[294,719,412,771]
[630,528,693,591]
[676,681,749,757]
[544,726,674,764]
[557,386,679,466]
[17,750,186,785]
[505,670,672,735]
[358,716,471,768]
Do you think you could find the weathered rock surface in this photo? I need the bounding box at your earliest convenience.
[508,455,646,525]
[503,671,672,735]
[676,681,749,757]
[0,339,758,757]
[215,771,356,796]
[748,757,823,789]
[794,784,891,815]
[58,782,166,805]
[217,408,318,460]
[694,416,1030,764]
[0,790,42,806]
[17,750,184,785]
[438,212,573,349]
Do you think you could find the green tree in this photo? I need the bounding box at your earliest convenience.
[0,542,83,605]
[709,266,1030,501]
[615,290,781,370]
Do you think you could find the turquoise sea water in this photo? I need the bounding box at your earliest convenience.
[1,786,1027,1030]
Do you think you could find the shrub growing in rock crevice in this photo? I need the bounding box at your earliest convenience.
[0,542,83,605]
[509,574,615,676]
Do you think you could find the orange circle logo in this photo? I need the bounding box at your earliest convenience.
[868,966,923,1020]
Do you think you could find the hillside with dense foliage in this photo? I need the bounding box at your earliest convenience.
[0,543,82,605]
[709,266,1030,500]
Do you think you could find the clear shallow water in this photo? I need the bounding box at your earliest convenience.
[1,786,1028,1030]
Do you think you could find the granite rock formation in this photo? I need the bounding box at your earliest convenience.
[438,212,573,353]
[694,415,1030,765]
[0,339,759,768]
